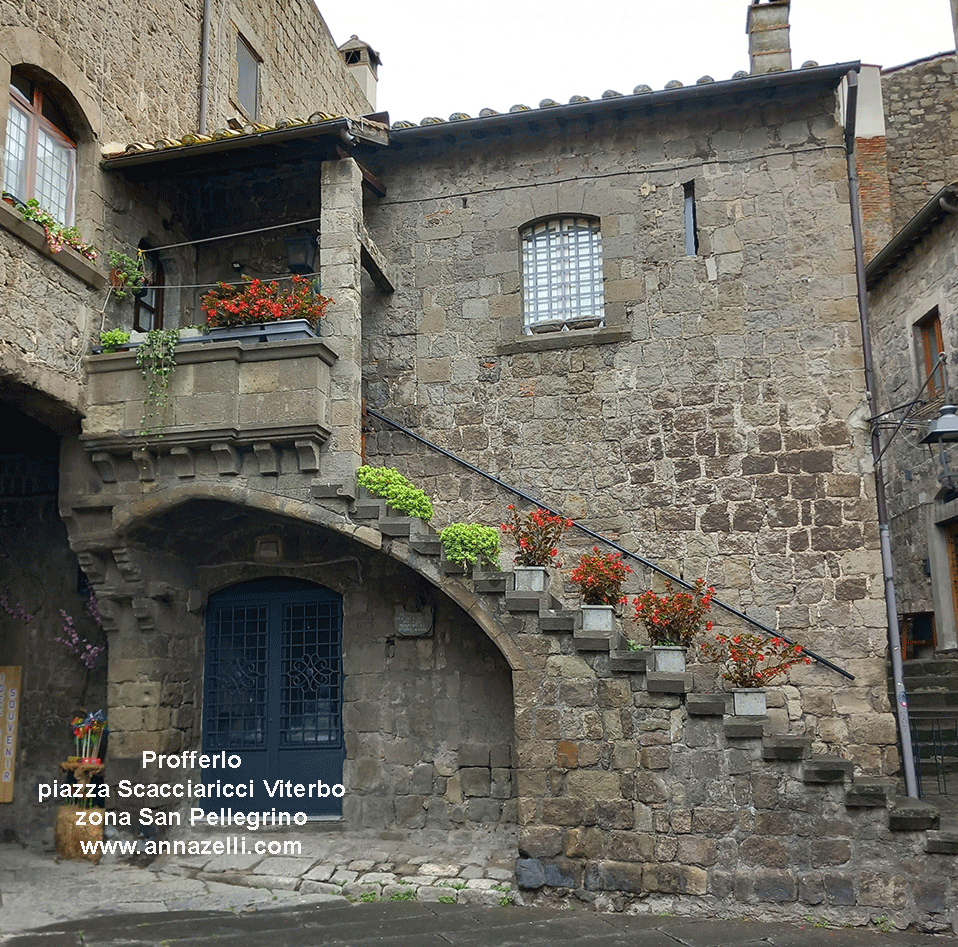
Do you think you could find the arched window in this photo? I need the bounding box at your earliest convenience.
[4,67,76,224]
[133,247,165,331]
[520,216,605,332]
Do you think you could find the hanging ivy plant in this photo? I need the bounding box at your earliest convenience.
[135,328,179,436]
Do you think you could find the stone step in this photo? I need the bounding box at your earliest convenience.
[924,830,958,854]
[474,572,507,594]
[539,610,575,632]
[888,797,940,832]
[573,634,613,652]
[352,499,386,519]
[844,777,896,808]
[723,717,766,739]
[409,535,441,555]
[646,672,691,694]
[379,516,412,537]
[504,590,545,612]
[686,694,725,716]
[762,736,811,761]
[803,755,855,784]
[608,649,648,674]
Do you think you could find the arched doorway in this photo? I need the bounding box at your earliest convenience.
[202,578,344,816]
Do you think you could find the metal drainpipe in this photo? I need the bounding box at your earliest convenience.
[844,69,918,798]
[199,0,211,135]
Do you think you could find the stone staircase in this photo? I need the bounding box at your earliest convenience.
[347,494,958,857]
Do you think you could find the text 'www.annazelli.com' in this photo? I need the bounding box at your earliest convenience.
[77,837,302,857]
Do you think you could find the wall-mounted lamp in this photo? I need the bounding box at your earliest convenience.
[231,261,244,274]
[284,232,316,275]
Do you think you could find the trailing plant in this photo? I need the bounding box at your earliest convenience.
[356,465,434,521]
[699,632,810,688]
[107,250,147,300]
[632,577,714,647]
[201,276,332,328]
[19,199,97,260]
[99,329,131,352]
[439,523,501,570]
[500,504,573,567]
[569,547,633,605]
[135,327,180,435]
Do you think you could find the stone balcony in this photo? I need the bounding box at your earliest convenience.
[80,335,338,483]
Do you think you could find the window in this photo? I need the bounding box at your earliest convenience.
[917,308,945,397]
[684,182,699,256]
[4,68,76,224]
[521,217,604,332]
[236,35,260,120]
[133,248,164,332]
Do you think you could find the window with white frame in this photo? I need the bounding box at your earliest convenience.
[4,68,76,224]
[521,216,605,332]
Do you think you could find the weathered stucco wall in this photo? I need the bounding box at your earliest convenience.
[882,53,958,233]
[361,91,892,770]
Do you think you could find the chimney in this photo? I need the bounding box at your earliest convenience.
[747,0,792,74]
[338,35,381,112]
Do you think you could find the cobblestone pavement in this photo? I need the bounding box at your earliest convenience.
[2,831,957,945]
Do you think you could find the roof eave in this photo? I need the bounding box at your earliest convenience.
[866,183,958,288]
[390,62,860,142]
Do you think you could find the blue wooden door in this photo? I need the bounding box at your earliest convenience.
[202,578,344,816]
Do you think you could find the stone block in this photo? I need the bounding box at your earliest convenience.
[515,858,545,889]
[752,869,797,903]
[458,743,490,767]
[643,863,708,895]
[584,860,645,894]
[519,826,563,859]
[565,771,621,799]
[460,766,491,797]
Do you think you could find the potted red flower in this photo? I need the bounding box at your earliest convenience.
[500,504,573,592]
[200,275,333,342]
[631,578,713,672]
[569,548,633,633]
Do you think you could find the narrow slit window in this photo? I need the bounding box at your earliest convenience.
[236,34,260,120]
[684,182,698,256]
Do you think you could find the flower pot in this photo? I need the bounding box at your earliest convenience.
[207,319,317,343]
[732,688,767,716]
[651,645,687,673]
[513,566,549,592]
[55,806,103,863]
[581,604,616,634]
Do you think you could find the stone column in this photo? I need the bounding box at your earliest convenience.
[319,157,364,490]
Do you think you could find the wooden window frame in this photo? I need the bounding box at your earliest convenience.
[917,308,946,398]
[5,70,77,225]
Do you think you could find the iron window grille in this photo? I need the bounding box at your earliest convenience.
[521,216,605,332]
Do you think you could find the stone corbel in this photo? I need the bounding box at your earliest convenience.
[171,446,196,478]
[253,442,280,476]
[311,475,357,502]
[75,551,107,585]
[187,589,206,613]
[113,547,142,582]
[211,442,241,476]
[131,597,158,633]
[90,452,118,484]
[294,439,321,473]
[132,448,156,482]
[94,595,120,634]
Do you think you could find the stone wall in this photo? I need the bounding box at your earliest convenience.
[866,210,958,641]
[361,91,891,766]
[882,53,958,233]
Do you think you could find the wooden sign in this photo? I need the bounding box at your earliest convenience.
[0,667,21,803]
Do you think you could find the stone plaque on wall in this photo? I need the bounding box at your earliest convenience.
[0,667,21,802]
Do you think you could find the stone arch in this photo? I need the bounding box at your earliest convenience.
[111,483,529,672]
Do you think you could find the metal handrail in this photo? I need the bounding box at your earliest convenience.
[365,406,854,680]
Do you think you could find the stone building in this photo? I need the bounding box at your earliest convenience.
[2,0,958,932]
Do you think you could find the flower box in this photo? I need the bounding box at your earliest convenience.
[513,566,549,592]
[207,318,317,344]
[651,645,687,673]
[581,604,616,634]
[732,688,767,716]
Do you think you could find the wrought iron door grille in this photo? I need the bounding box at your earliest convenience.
[281,599,342,747]
[203,604,268,748]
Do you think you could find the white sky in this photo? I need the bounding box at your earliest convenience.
[317,0,956,122]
